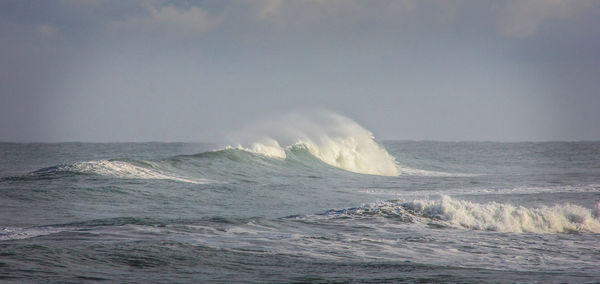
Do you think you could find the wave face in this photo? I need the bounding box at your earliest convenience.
[229,111,399,176]
[31,160,214,184]
[325,196,600,234]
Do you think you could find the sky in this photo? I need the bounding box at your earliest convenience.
[1,0,599,142]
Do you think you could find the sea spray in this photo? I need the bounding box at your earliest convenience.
[227,110,400,176]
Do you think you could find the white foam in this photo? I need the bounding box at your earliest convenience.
[68,160,213,184]
[229,110,400,176]
[0,226,68,241]
[231,138,287,159]
[403,196,600,233]
[394,166,476,177]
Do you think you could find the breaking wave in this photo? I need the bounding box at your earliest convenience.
[24,112,469,181]
[227,111,400,176]
[324,196,600,234]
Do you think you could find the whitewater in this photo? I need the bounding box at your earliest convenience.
[1,112,600,282]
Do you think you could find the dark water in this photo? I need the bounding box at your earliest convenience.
[1,141,600,283]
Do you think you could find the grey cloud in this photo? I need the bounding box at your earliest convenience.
[498,0,596,38]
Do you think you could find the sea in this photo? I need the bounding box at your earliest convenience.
[1,113,599,283]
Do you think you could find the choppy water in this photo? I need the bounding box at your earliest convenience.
[1,116,600,282]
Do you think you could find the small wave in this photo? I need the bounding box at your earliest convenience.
[324,196,600,234]
[394,166,476,177]
[32,160,214,184]
[0,226,69,241]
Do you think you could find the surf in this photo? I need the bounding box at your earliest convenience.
[323,196,600,234]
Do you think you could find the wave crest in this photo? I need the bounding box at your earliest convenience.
[325,196,600,234]
[228,111,400,176]
[32,160,213,184]
[405,196,600,233]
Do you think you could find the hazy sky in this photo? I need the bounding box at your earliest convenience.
[1,0,599,142]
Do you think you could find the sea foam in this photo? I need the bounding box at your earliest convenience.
[0,226,69,241]
[324,196,600,233]
[401,196,600,233]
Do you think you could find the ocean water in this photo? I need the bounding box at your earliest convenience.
[1,115,600,282]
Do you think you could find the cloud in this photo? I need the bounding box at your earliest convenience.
[253,0,284,20]
[498,0,595,38]
[110,3,222,35]
[36,24,60,39]
[238,0,419,34]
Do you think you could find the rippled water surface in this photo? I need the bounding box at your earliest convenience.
[1,140,599,283]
